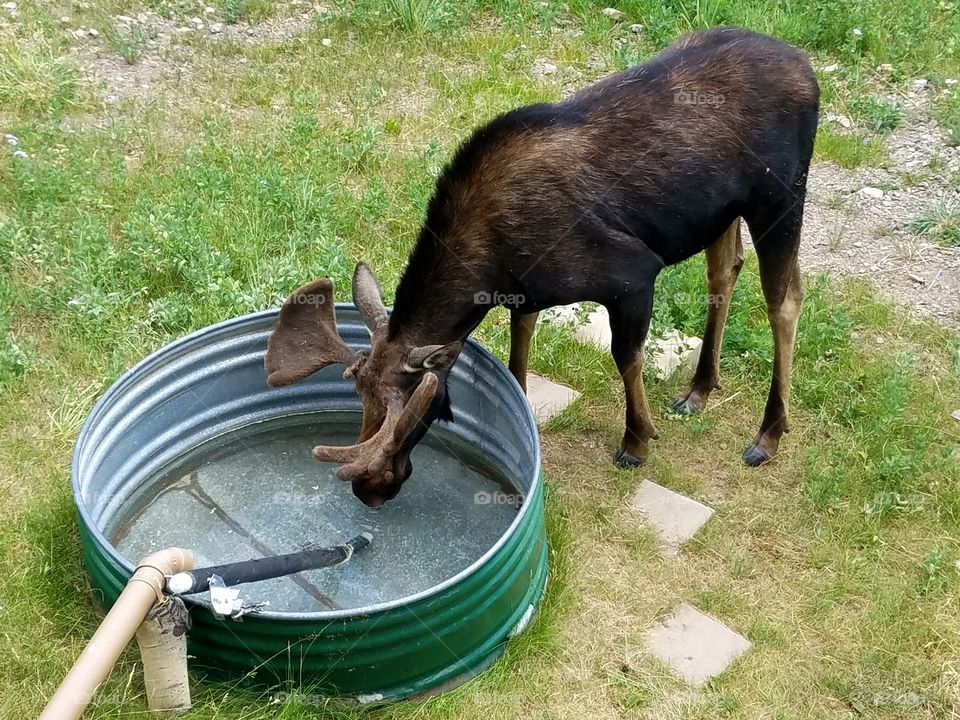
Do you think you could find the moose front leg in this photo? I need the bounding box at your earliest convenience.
[608,293,659,467]
[509,311,539,392]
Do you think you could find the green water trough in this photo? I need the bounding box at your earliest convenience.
[71,305,548,701]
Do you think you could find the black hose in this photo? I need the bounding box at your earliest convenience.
[168,533,372,595]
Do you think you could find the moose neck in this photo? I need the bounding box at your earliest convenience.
[388,229,489,347]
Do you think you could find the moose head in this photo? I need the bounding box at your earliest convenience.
[264,263,462,508]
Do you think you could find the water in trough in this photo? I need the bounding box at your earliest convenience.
[110,414,521,612]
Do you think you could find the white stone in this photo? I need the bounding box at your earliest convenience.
[546,303,581,325]
[910,78,929,92]
[321,37,332,46]
[647,330,701,380]
[824,112,852,129]
[646,604,751,686]
[531,58,557,76]
[951,409,960,421]
[628,480,713,557]
[210,21,223,33]
[602,7,624,20]
[526,373,580,424]
[575,307,612,350]
[821,63,839,73]
[86,27,98,37]
[859,186,884,199]
[629,23,643,33]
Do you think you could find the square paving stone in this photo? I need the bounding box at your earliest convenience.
[526,373,580,424]
[628,480,714,557]
[646,604,752,686]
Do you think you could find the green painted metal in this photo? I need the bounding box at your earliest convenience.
[72,307,547,700]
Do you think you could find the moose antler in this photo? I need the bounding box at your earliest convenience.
[264,278,361,387]
[312,372,440,481]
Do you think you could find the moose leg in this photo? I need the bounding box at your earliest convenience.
[673,219,745,414]
[608,291,659,467]
[509,311,539,392]
[743,208,805,466]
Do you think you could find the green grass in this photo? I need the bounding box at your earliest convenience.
[911,203,960,247]
[2,1,960,719]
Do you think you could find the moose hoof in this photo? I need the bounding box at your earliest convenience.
[671,395,703,414]
[614,446,646,468]
[742,444,772,467]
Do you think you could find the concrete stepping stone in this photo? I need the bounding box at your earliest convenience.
[646,604,752,686]
[574,307,612,349]
[628,480,714,557]
[526,373,580,424]
[647,330,702,380]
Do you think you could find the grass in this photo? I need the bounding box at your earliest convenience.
[911,203,960,247]
[1,1,960,719]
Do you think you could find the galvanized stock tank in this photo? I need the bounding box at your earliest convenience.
[71,305,547,700]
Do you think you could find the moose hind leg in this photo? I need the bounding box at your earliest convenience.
[673,219,745,414]
[743,211,805,466]
[509,311,539,393]
[608,293,660,468]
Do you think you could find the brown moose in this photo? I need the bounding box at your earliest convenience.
[265,27,819,507]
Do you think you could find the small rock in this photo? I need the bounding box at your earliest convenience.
[821,63,839,73]
[321,37,332,46]
[629,23,643,34]
[825,112,853,129]
[910,78,929,92]
[13,150,28,159]
[601,7,624,20]
[952,410,960,421]
[189,16,203,27]
[878,63,894,74]
[60,15,70,23]
[859,186,884,199]
[908,273,926,284]
[174,26,193,34]
[946,79,958,86]
[4,133,17,145]
[531,58,557,76]
[204,5,216,13]
[852,27,862,36]
[210,21,223,33]
[86,27,98,37]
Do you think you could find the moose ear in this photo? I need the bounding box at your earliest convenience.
[352,263,388,335]
[403,342,463,373]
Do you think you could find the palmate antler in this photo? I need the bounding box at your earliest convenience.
[312,372,439,482]
[264,278,361,387]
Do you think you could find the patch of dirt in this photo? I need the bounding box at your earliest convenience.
[763,91,960,327]
[66,3,329,106]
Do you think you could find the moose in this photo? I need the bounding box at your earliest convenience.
[264,27,819,508]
